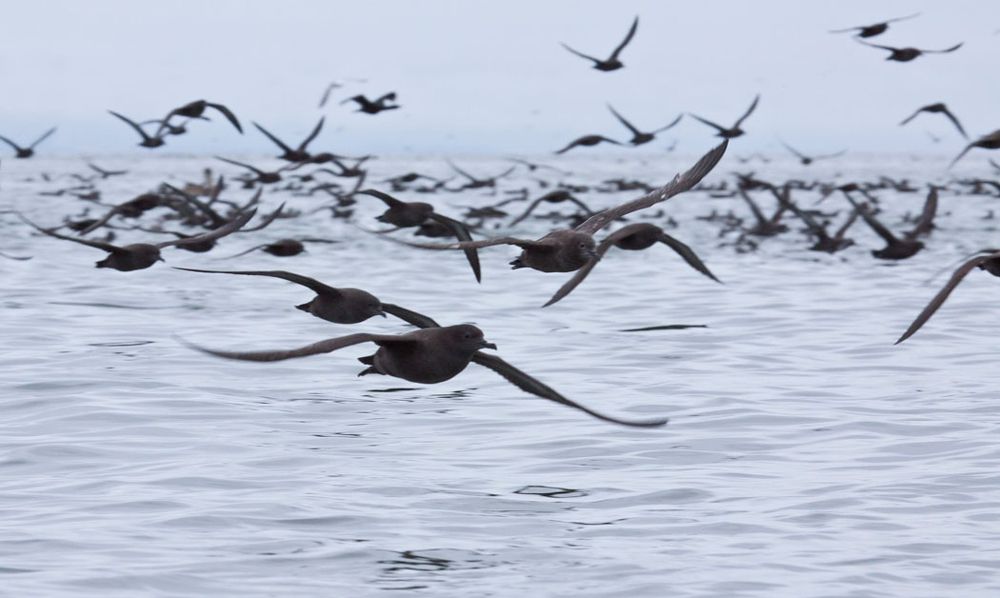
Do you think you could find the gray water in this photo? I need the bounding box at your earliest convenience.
[2,155,999,597]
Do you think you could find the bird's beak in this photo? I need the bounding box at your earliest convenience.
[480,340,498,350]
[378,309,387,318]
[509,257,524,270]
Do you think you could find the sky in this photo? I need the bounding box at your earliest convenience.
[0,0,996,157]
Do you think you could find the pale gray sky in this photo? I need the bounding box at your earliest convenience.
[0,0,996,156]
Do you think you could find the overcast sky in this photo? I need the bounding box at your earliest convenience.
[0,0,996,157]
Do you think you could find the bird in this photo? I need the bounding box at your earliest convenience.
[544,222,719,307]
[857,40,963,62]
[317,81,343,108]
[253,117,325,162]
[181,324,669,427]
[108,111,167,148]
[215,157,286,184]
[446,162,516,189]
[899,103,967,138]
[87,163,128,179]
[950,130,1000,167]
[607,105,682,146]
[341,93,399,114]
[768,184,858,253]
[17,208,255,271]
[895,249,1000,344]
[173,267,437,327]
[841,193,927,260]
[390,141,727,282]
[0,127,56,158]
[779,140,847,165]
[561,16,638,72]
[356,189,482,282]
[829,13,920,38]
[223,237,338,259]
[689,95,760,139]
[554,135,622,154]
[159,100,242,134]
[509,190,594,226]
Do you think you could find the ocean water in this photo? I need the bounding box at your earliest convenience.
[1,154,999,597]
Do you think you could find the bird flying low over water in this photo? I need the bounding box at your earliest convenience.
[856,40,963,62]
[17,208,256,271]
[899,103,967,139]
[689,95,760,139]
[779,140,847,165]
[561,15,638,72]
[555,134,622,154]
[159,100,243,134]
[253,117,325,163]
[543,222,720,307]
[356,188,482,282]
[950,130,1000,168]
[895,249,1000,344]
[181,324,669,427]
[174,267,437,327]
[108,111,168,148]
[829,13,920,38]
[387,141,728,305]
[0,127,56,158]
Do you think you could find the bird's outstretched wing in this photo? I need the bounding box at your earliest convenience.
[575,139,728,234]
[173,267,341,296]
[471,351,669,428]
[895,251,1000,344]
[608,15,639,60]
[179,333,412,362]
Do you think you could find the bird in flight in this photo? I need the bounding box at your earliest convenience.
[829,13,920,38]
[0,127,57,158]
[689,95,760,139]
[899,103,967,139]
[561,16,639,72]
[857,40,963,62]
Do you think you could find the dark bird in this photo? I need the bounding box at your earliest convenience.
[173,267,436,327]
[895,249,1000,344]
[689,95,760,139]
[607,104,682,146]
[554,135,622,154]
[506,158,571,175]
[87,163,128,179]
[391,141,727,284]
[899,103,967,138]
[544,222,719,306]
[142,117,206,137]
[357,189,482,282]
[224,237,338,259]
[829,13,920,38]
[561,16,638,72]
[779,140,847,165]
[857,40,963,62]
[768,184,857,253]
[160,100,242,134]
[341,93,399,114]
[0,127,56,158]
[509,190,594,226]
[18,208,255,271]
[950,130,1000,167]
[841,193,926,259]
[253,117,325,162]
[736,186,788,237]
[215,157,285,184]
[182,324,668,427]
[446,162,516,189]
[108,111,167,148]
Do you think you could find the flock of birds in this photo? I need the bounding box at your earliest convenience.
[2,12,999,428]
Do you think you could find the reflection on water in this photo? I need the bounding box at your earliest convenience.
[1,155,1000,597]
